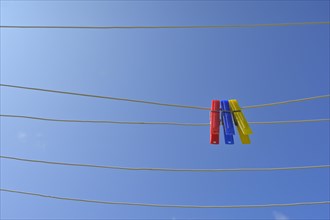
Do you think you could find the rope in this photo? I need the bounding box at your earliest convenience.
[1,84,329,110]
[243,95,330,109]
[249,119,330,124]
[0,84,209,110]
[1,155,329,172]
[1,189,329,208]
[1,114,329,126]
[0,114,208,126]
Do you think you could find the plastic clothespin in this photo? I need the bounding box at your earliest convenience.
[220,100,235,144]
[229,99,252,144]
[210,100,220,144]
[233,114,251,144]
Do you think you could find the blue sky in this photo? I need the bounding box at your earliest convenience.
[1,1,329,219]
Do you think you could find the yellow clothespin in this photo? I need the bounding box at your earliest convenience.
[229,99,252,144]
[235,121,251,144]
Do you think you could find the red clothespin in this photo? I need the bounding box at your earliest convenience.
[210,100,220,144]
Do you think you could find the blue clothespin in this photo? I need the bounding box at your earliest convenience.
[221,100,235,144]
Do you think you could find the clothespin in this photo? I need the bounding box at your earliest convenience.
[229,99,252,144]
[210,100,220,144]
[220,100,235,144]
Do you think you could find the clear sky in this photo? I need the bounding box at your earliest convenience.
[0,1,329,219]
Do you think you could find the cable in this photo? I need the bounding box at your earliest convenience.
[1,155,329,172]
[1,189,329,209]
[1,84,329,110]
[1,114,329,126]
[1,21,330,30]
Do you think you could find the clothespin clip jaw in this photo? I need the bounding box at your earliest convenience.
[210,100,220,144]
[229,99,252,144]
[220,100,235,145]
